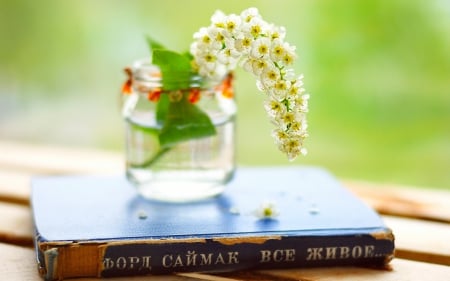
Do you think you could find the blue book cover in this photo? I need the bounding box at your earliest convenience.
[31,167,394,280]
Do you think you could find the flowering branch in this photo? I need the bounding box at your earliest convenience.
[190,7,309,161]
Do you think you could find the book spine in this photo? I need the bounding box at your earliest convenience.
[39,232,394,280]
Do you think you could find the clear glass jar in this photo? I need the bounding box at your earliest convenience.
[122,59,236,202]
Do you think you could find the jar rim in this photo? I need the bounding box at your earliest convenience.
[130,58,229,92]
[132,58,203,83]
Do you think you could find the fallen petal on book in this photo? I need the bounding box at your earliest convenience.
[253,201,280,220]
[229,206,241,215]
[309,204,320,215]
[137,210,148,220]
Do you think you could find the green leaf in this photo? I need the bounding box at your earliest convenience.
[146,37,194,89]
[146,35,165,53]
[159,95,216,148]
[153,49,193,90]
[181,51,194,61]
[153,49,191,73]
[156,93,169,125]
[128,121,160,136]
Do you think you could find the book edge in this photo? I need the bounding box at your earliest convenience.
[34,227,395,280]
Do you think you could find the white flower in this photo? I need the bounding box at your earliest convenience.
[193,27,210,46]
[268,24,286,41]
[255,79,266,92]
[254,201,279,219]
[198,51,217,70]
[199,63,227,82]
[217,38,241,66]
[224,14,242,38]
[242,17,268,38]
[285,75,304,98]
[234,35,253,54]
[273,79,290,97]
[280,136,304,161]
[207,26,226,50]
[293,94,309,113]
[269,39,286,62]
[281,45,297,66]
[260,64,280,87]
[241,57,256,74]
[280,111,297,128]
[272,128,289,145]
[283,68,296,81]
[287,85,304,101]
[291,74,305,88]
[300,147,308,156]
[211,10,227,28]
[288,117,308,135]
[250,37,271,59]
[264,97,286,118]
[251,59,269,76]
[240,7,261,23]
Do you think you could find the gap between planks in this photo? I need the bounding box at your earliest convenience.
[344,180,450,224]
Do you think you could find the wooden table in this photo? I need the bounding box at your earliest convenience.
[1,141,449,280]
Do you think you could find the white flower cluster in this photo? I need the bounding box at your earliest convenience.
[190,7,309,160]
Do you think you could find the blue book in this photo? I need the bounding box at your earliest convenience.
[31,167,394,281]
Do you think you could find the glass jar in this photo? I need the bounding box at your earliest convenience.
[122,59,236,202]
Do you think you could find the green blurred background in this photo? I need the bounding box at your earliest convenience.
[1,0,449,189]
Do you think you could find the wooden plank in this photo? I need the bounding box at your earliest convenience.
[383,215,450,266]
[0,141,123,175]
[0,170,30,205]
[344,180,450,223]
[0,141,123,204]
[256,258,450,281]
[2,242,450,281]
[0,201,33,247]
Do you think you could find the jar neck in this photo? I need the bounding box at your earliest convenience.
[131,59,220,93]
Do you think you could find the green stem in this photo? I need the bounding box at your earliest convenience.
[128,147,171,169]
